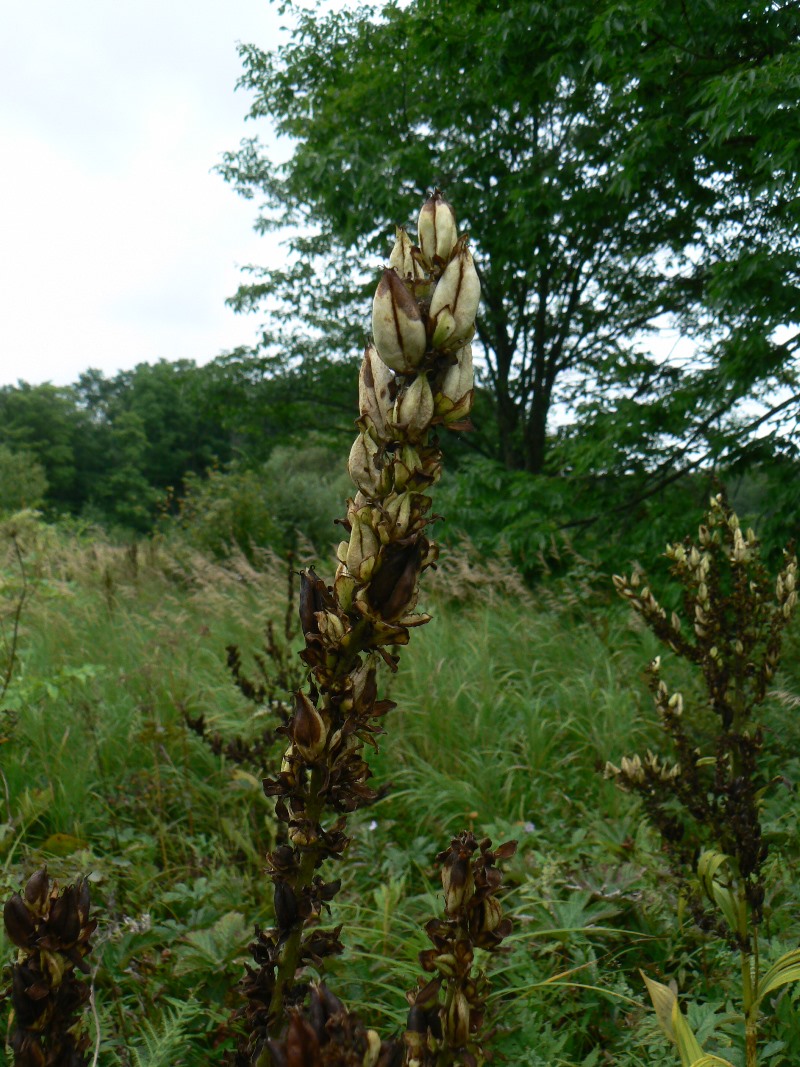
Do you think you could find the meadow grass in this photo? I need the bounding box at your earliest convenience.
[1,516,799,1064]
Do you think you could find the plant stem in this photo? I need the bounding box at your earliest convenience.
[1,533,28,701]
[732,663,759,1067]
[265,767,325,1041]
[739,886,758,1067]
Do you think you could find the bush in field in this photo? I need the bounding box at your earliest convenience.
[174,445,351,560]
[0,447,48,514]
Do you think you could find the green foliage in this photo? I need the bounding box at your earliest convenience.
[82,410,161,532]
[127,998,206,1067]
[0,360,359,538]
[201,349,358,460]
[0,446,48,513]
[434,454,716,583]
[0,381,88,511]
[173,444,350,559]
[221,0,800,487]
[1,510,799,1063]
[76,360,234,498]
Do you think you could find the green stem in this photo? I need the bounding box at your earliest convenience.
[730,661,759,1067]
[738,886,758,1067]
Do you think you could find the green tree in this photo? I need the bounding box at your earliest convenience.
[75,360,233,497]
[220,0,800,492]
[84,410,160,532]
[0,447,48,513]
[0,383,89,513]
[202,349,358,462]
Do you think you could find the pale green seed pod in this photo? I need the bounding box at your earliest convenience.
[475,896,503,934]
[417,191,458,265]
[346,513,380,580]
[389,226,424,282]
[334,570,357,612]
[372,269,427,373]
[431,306,456,349]
[435,343,474,423]
[384,491,413,538]
[348,431,383,496]
[392,373,434,442]
[358,344,395,438]
[392,444,422,490]
[429,245,480,347]
[317,611,346,642]
[433,952,458,977]
[445,990,471,1047]
[362,1030,382,1067]
[442,852,475,915]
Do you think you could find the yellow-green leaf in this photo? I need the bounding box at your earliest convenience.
[672,999,705,1066]
[756,947,800,1007]
[642,973,705,1066]
[697,851,740,934]
[642,973,677,1043]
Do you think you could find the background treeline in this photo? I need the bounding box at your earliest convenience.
[0,356,358,549]
[1,351,797,579]
[3,0,800,577]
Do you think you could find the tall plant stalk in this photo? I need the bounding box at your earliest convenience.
[608,495,798,1066]
[237,193,482,1065]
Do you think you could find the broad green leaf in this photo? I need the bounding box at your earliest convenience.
[697,851,740,934]
[642,973,678,1042]
[642,973,706,1066]
[672,1000,706,1067]
[755,947,800,1007]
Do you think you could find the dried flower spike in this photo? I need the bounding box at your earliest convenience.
[236,193,482,1063]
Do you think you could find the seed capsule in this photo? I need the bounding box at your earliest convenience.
[372,269,427,373]
[441,850,474,915]
[346,514,380,581]
[24,868,50,912]
[435,344,474,423]
[392,374,434,442]
[363,1030,382,1067]
[417,191,458,265]
[293,692,328,761]
[445,990,470,1047]
[3,894,35,948]
[349,432,383,496]
[389,227,424,282]
[428,246,480,347]
[358,344,395,438]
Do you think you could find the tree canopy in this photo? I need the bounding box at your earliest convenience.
[219,0,800,504]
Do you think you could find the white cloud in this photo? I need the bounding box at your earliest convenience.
[0,0,289,387]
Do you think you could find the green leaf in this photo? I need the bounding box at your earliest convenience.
[642,973,705,1066]
[696,851,741,935]
[755,947,800,1007]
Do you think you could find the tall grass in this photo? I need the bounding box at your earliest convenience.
[1,515,799,1063]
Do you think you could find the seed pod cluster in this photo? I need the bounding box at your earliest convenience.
[608,493,798,930]
[3,868,95,1067]
[260,983,403,1067]
[404,833,516,1067]
[237,194,482,1061]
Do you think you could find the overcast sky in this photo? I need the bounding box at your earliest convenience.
[0,0,292,388]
